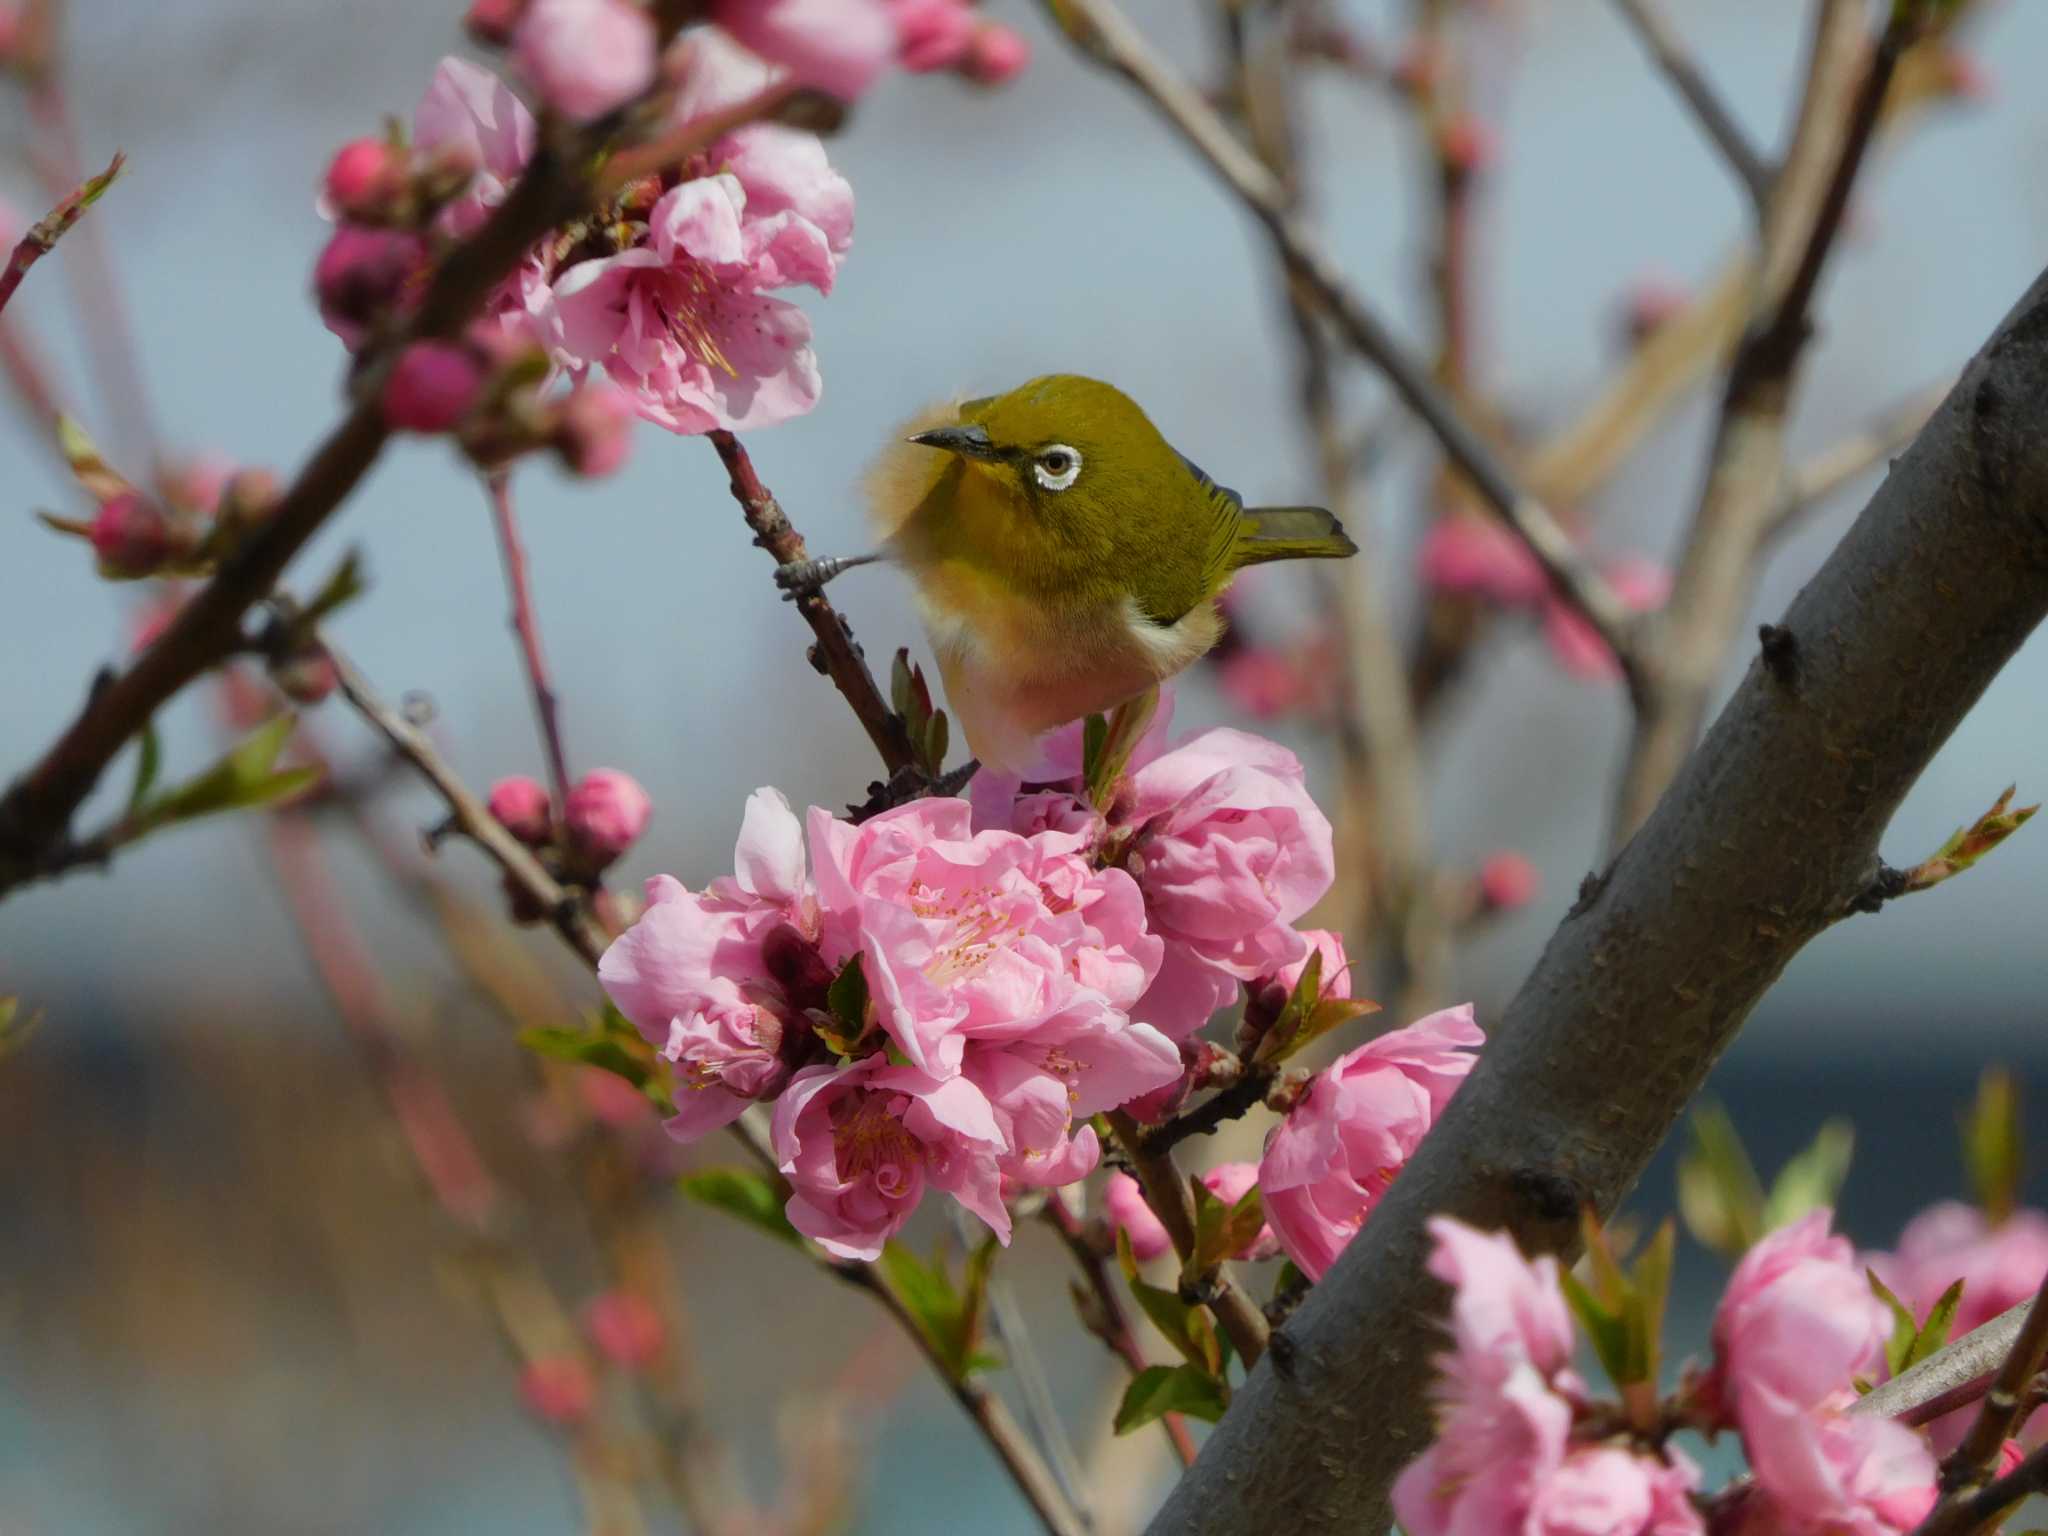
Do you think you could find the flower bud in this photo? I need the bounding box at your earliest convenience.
[89,492,173,578]
[488,774,554,845]
[314,225,426,350]
[584,1290,666,1372]
[464,0,527,46]
[893,0,976,72]
[1479,851,1539,912]
[322,137,409,222]
[513,0,657,122]
[565,768,651,869]
[1103,1171,1171,1261]
[1621,272,1688,345]
[380,341,485,433]
[270,645,339,706]
[1189,1039,1243,1092]
[218,467,283,529]
[1121,1039,1199,1123]
[1439,112,1497,175]
[962,22,1030,85]
[518,1355,596,1427]
[159,454,234,518]
[1939,48,1992,104]
[552,380,635,478]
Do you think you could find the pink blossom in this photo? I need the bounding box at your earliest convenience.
[1217,647,1310,720]
[772,1054,1009,1260]
[1104,1170,1171,1261]
[1419,515,1547,605]
[489,775,554,845]
[566,768,652,865]
[380,341,485,432]
[463,0,523,45]
[1869,1202,2048,1339]
[554,378,637,476]
[1525,1447,1704,1536]
[1543,558,1669,681]
[413,57,536,238]
[1736,1401,1937,1536]
[1259,1007,1484,1279]
[514,0,657,121]
[1274,928,1350,1000]
[584,1289,666,1370]
[543,173,823,433]
[579,1065,656,1127]
[889,0,976,72]
[711,0,896,100]
[807,797,1165,1077]
[963,22,1031,84]
[1118,728,1336,1038]
[520,1355,597,1425]
[1480,851,1540,912]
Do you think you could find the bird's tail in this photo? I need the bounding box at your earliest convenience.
[1231,506,1358,568]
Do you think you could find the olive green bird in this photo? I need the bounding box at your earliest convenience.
[779,374,1357,776]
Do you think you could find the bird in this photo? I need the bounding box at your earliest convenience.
[779,373,1357,776]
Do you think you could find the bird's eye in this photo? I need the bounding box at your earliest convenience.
[1033,444,1083,492]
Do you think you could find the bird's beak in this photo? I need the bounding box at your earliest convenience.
[907,424,999,461]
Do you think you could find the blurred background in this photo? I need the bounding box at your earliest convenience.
[3,0,2047,1531]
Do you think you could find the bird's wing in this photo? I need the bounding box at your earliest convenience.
[1152,450,1246,621]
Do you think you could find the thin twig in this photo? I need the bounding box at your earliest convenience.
[1917,1440,2048,1536]
[1610,0,1772,208]
[1043,1193,1199,1468]
[1140,1060,1271,1158]
[1106,1110,1270,1367]
[0,149,120,320]
[485,470,573,812]
[706,431,918,775]
[1935,1270,2048,1508]
[326,640,611,968]
[1051,0,1644,694]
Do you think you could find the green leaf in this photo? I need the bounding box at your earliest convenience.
[1762,1119,1855,1234]
[301,549,368,626]
[1113,1363,1229,1433]
[1868,1268,1921,1378]
[518,1024,650,1088]
[878,1237,998,1380]
[1626,1220,1675,1388]
[1676,1102,1766,1258]
[1118,1226,1221,1374]
[1081,713,1108,788]
[126,721,162,816]
[1963,1067,2022,1226]
[1185,1178,1269,1282]
[891,647,915,720]
[1905,1279,1966,1371]
[678,1167,802,1249]
[1084,688,1160,810]
[0,996,40,1059]
[1560,1265,1631,1388]
[128,715,320,837]
[817,954,872,1056]
[923,710,950,775]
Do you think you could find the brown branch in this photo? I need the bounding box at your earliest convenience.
[326,641,612,969]
[0,133,596,895]
[1107,1110,1270,1368]
[1926,1269,2048,1526]
[1139,1058,1271,1158]
[1610,0,1771,208]
[706,431,918,775]
[1044,1192,1199,1467]
[1918,1440,2048,1536]
[1050,0,1645,693]
[1141,259,2048,1536]
[485,470,574,812]
[1612,0,1926,840]
[0,149,120,320]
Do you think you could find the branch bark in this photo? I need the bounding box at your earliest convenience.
[1141,259,2048,1536]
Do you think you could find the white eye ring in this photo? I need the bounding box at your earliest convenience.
[1033,444,1083,492]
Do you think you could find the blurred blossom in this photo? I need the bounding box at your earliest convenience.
[1542,558,1670,681]
[1103,1170,1171,1260]
[513,0,658,122]
[519,1355,597,1426]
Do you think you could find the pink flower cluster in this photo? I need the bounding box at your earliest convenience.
[600,722,1343,1260]
[710,0,1031,96]
[1397,1211,1945,1536]
[1418,516,1669,681]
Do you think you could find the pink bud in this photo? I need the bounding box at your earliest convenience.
[314,225,426,350]
[323,137,407,221]
[1392,39,1441,97]
[1479,851,1539,912]
[89,492,173,578]
[380,342,485,433]
[1939,48,1992,104]
[219,467,283,528]
[518,1355,596,1426]
[513,0,657,122]
[488,775,554,845]
[1439,112,1497,175]
[271,647,339,706]
[1104,1172,1172,1261]
[1622,272,1689,344]
[464,0,527,45]
[891,0,977,72]
[565,768,651,867]
[553,380,635,478]
[584,1290,666,1371]
[160,453,235,518]
[962,22,1031,85]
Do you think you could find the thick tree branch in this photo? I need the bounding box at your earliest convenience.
[1143,260,2048,1536]
[1610,0,1771,209]
[1049,0,1645,692]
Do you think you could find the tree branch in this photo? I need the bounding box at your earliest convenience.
[1924,1269,2048,1526]
[0,149,120,320]
[1610,0,1771,209]
[485,470,574,813]
[1142,259,2048,1536]
[1049,0,1645,693]
[1853,1300,2030,1423]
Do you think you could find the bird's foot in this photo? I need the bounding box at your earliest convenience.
[774,551,880,602]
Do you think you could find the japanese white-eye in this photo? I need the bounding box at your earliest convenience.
[842,374,1357,774]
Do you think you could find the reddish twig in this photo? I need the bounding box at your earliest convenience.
[0,149,120,321]
[485,470,574,812]
[706,431,918,776]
